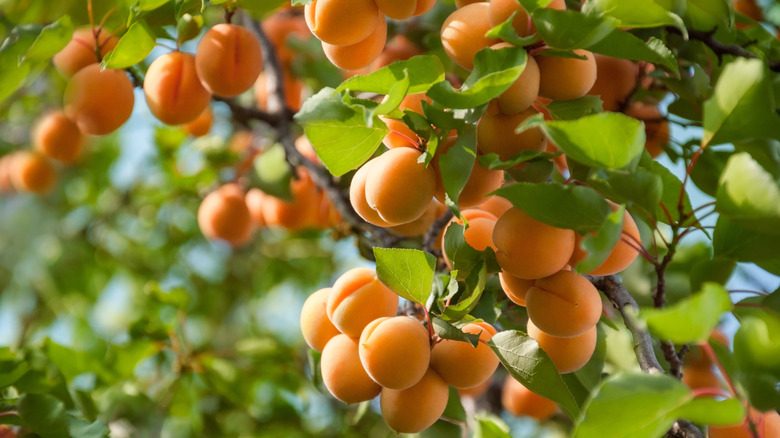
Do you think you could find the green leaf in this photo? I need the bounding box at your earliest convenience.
[21,16,73,63]
[545,96,603,121]
[427,45,528,109]
[672,397,745,426]
[17,394,70,438]
[251,143,293,201]
[295,88,387,176]
[431,317,480,347]
[587,31,679,75]
[575,206,625,274]
[373,248,436,305]
[685,0,731,33]
[442,387,467,423]
[493,182,611,234]
[583,0,686,33]
[734,312,780,376]
[474,413,512,438]
[68,418,110,438]
[716,152,780,236]
[102,21,156,69]
[648,159,692,224]
[485,12,540,47]
[372,72,410,117]
[45,340,112,383]
[336,55,445,95]
[176,13,203,46]
[690,257,736,292]
[439,127,477,216]
[588,168,663,222]
[532,9,615,50]
[488,330,580,418]
[443,223,486,280]
[441,262,488,321]
[713,216,780,264]
[0,361,28,389]
[0,25,42,102]
[702,59,780,147]
[641,283,732,344]
[140,0,171,11]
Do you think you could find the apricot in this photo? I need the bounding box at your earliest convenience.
[625,102,668,158]
[322,16,386,70]
[372,35,422,69]
[499,270,535,306]
[527,319,597,374]
[430,322,500,389]
[304,0,382,46]
[440,3,499,70]
[195,24,263,97]
[587,55,638,112]
[525,270,602,337]
[0,155,14,193]
[390,201,446,237]
[733,0,762,26]
[709,408,780,438]
[681,364,722,390]
[443,209,498,256]
[52,26,118,78]
[536,50,597,101]
[458,377,491,399]
[263,11,311,65]
[254,69,304,112]
[457,0,486,7]
[32,111,84,164]
[144,52,211,125]
[478,195,512,218]
[0,425,15,438]
[502,376,558,420]
[380,367,449,433]
[320,334,382,404]
[364,147,437,225]
[63,64,134,135]
[359,316,431,389]
[349,159,394,227]
[245,188,266,227]
[570,208,640,276]
[262,169,321,231]
[477,102,547,161]
[492,207,575,279]
[488,0,565,36]
[9,151,57,194]
[491,44,540,115]
[382,93,430,149]
[300,288,341,352]
[184,106,213,137]
[327,267,399,338]
[433,136,504,208]
[375,0,426,19]
[197,183,253,245]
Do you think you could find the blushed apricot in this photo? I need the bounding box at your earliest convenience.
[144,52,211,125]
[322,16,386,70]
[364,147,436,225]
[441,3,499,70]
[359,316,431,389]
[430,322,500,389]
[32,111,84,164]
[390,201,446,237]
[197,184,253,245]
[196,24,263,97]
[709,408,780,438]
[625,102,668,158]
[492,207,575,279]
[321,334,382,404]
[184,106,213,137]
[262,169,321,231]
[499,270,535,306]
[9,151,57,194]
[527,319,596,374]
[433,136,504,208]
[300,288,341,352]
[64,64,134,135]
[477,102,547,161]
[263,11,311,65]
[570,208,641,276]
[380,367,449,433]
[254,69,304,112]
[479,195,512,218]
[382,93,430,149]
[536,50,597,101]
[305,0,382,46]
[52,26,118,78]
[525,270,602,338]
[587,55,638,112]
[350,159,394,227]
[327,267,399,338]
[502,376,557,420]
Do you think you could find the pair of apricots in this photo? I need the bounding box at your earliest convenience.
[300,267,500,433]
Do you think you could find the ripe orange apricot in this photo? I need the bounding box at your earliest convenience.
[570,208,641,276]
[625,102,668,158]
[443,209,498,256]
[364,147,436,225]
[0,425,16,438]
[380,367,449,433]
[64,64,134,135]
[587,55,638,112]
[184,106,213,137]
[321,334,382,404]
[195,24,263,97]
[456,0,486,7]
[382,93,430,149]
[478,195,512,218]
[9,151,57,194]
[390,201,446,237]
[440,3,499,70]
[375,0,422,19]
[488,0,565,36]
[536,50,597,101]
[254,69,304,112]
[492,207,575,280]
[527,319,597,374]
[430,322,500,389]
[499,270,535,306]
[263,11,311,65]
[733,0,762,25]
[709,408,780,438]
[477,102,547,161]
[350,158,394,227]
[372,35,422,70]
[262,170,321,231]
[322,16,386,70]
[491,44,540,114]
[359,316,431,389]
[681,364,723,390]
[144,52,211,125]
[502,376,558,420]
[0,154,15,193]
[52,26,118,78]
[327,267,399,338]
[32,111,84,164]
[458,377,491,399]
[300,288,341,352]
[305,0,382,46]
[197,184,253,245]
[245,188,267,228]
[525,270,602,338]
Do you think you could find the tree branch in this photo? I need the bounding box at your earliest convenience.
[666,26,780,72]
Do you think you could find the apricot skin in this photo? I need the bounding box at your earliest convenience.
[245,188,267,227]
[144,52,211,125]
[477,103,547,161]
[430,322,499,389]
[525,270,602,338]
[261,169,321,231]
[380,367,449,433]
[184,106,213,137]
[492,208,575,280]
[587,55,638,112]
[527,319,597,374]
[375,0,419,19]
[52,27,118,78]
[494,43,540,114]
[390,201,446,237]
[570,209,641,276]
[478,195,513,218]
[300,288,341,352]
[709,408,780,438]
[197,184,253,246]
[441,3,498,70]
[321,334,382,404]
[359,316,431,389]
[350,159,394,227]
[322,16,387,70]
[196,24,263,97]
[536,50,597,101]
[64,64,135,136]
[382,94,430,149]
[263,11,310,65]
[433,136,504,208]
[305,0,382,46]
[10,152,57,195]
[499,270,535,306]
[32,111,84,164]
[327,268,399,338]
[626,103,668,158]
[502,376,558,420]
[488,0,565,36]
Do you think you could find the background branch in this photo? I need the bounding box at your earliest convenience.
[666,26,780,72]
